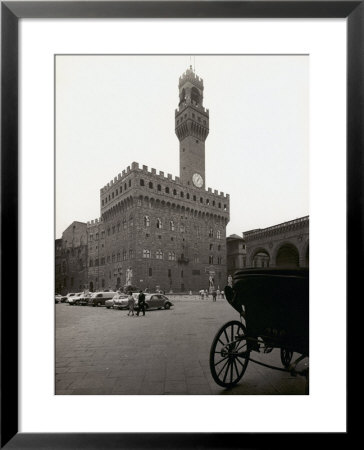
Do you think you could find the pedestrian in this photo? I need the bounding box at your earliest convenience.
[221,290,225,300]
[200,289,204,300]
[127,291,135,316]
[205,289,209,300]
[212,290,217,302]
[216,289,220,299]
[136,290,146,316]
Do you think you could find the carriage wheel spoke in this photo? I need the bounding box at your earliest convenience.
[214,355,229,366]
[235,340,248,352]
[223,329,229,343]
[236,355,247,367]
[217,358,229,378]
[223,360,231,384]
[233,358,239,379]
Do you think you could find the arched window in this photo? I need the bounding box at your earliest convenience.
[140,179,144,186]
[179,88,186,106]
[143,249,151,259]
[149,181,153,189]
[156,218,162,229]
[217,230,221,239]
[173,189,177,195]
[156,250,163,260]
[191,87,200,106]
[170,220,175,231]
[165,187,170,194]
[209,228,214,238]
[157,184,161,191]
[144,216,150,227]
[168,252,176,261]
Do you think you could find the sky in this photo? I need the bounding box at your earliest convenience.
[56,55,308,239]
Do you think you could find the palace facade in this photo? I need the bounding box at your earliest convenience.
[56,67,230,294]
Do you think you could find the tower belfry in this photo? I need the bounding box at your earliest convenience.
[175,66,209,189]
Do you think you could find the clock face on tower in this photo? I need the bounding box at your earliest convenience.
[192,173,204,188]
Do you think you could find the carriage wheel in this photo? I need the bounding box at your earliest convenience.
[209,320,250,388]
[280,348,293,368]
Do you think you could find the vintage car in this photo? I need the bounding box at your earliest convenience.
[141,293,173,310]
[73,292,91,305]
[64,293,77,303]
[68,292,83,305]
[114,292,173,309]
[111,293,138,310]
[88,291,117,307]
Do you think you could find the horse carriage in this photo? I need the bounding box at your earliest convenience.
[209,268,309,392]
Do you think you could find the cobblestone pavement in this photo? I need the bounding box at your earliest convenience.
[56,296,308,395]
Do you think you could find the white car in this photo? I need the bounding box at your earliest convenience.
[111,293,137,310]
[64,293,77,303]
[68,292,83,305]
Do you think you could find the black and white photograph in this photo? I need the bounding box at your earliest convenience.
[55,55,309,396]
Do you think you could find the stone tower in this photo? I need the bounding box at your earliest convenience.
[175,66,209,189]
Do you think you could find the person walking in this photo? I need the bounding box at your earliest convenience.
[136,290,146,316]
[212,290,217,302]
[127,291,135,316]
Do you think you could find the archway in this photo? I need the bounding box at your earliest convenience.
[276,244,299,268]
[252,250,270,268]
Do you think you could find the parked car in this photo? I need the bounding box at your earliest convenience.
[135,293,173,310]
[79,294,92,306]
[73,292,91,306]
[64,293,77,303]
[55,294,64,303]
[68,292,83,305]
[111,293,137,310]
[88,291,117,307]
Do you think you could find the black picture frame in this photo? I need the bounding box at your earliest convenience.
[1,1,356,448]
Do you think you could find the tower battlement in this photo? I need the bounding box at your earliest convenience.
[178,67,204,90]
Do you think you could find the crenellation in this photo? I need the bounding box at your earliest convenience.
[167,174,172,179]
[159,171,164,177]
[118,173,121,180]
[131,162,139,170]
[122,170,126,176]
[142,165,148,172]
[208,188,212,193]
[151,168,156,174]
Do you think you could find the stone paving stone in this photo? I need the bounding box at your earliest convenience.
[56,300,308,395]
[139,382,164,395]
